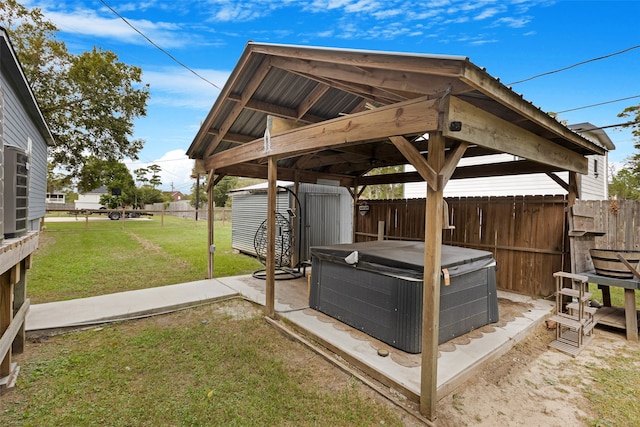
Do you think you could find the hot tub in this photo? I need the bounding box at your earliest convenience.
[309,241,499,353]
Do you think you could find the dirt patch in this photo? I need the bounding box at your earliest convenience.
[127,232,162,253]
[435,325,638,426]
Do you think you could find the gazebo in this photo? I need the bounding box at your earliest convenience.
[187,42,605,420]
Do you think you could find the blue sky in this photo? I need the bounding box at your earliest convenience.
[26,0,640,193]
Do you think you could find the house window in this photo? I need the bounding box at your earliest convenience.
[594,158,599,178]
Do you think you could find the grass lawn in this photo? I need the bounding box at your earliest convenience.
[2,215,412,425]
[0,300,408,426]
[29,215,264,303]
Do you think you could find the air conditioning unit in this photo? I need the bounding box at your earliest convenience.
[4,145,29,239]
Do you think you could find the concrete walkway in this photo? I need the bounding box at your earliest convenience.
[26,279,239,333]
[26,274,554,402]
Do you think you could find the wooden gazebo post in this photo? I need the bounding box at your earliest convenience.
[421,132,445,420]
[265,156,277,318]
[207,169,215,279]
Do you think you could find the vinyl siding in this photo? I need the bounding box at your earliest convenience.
[405,153,609,199]
[1,70,48,229]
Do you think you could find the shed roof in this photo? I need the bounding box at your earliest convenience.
[188,42,605,186]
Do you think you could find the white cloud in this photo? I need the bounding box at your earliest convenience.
[126,149,195,192]
[42,7,187,49]
[142,66,228,110]
[474,7,503,20]
[494,16,531,28]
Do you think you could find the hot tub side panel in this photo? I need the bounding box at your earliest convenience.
[439,266,499,343]
[310,254,498,354]
[309,257,422,353]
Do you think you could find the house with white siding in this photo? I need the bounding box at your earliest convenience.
[75,186,108,210]
[405,123,614,199]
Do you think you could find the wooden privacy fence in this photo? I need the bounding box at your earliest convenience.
[586,199,640,250]
[355,196,569,296]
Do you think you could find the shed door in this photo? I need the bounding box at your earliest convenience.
[304,193,340,260]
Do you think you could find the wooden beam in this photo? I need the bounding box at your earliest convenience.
[205,96,439,171]
[388,136,438,191]
[266,156,277,318]
[216,162,355,187]
[267,115,305,135]
[1,273,13,376]
[358,159,563,186]
[206,130,257,145]
[545,172,569,192]
[243,99,325,124]
[250,44,467,77]
[440,141,469,189]
[421,132,445,420]
[0,300,28,373]
[444,96,588,173]
[460,65,605,157]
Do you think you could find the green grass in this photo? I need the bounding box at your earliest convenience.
[0,301,405,426]
[584,348,640,426]
[7,219,406,425]
[29,216,263,303]
[589,284,640,310]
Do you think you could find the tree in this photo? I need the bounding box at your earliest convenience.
[78,158,137,206]
[133,164,164,205]
[214,176,238,207]
[0,0,150,176]
[147,164,162,188]
[46,163,73,193]
[609,168,640,200]
[360,166,405,200]
[189,172,208,209]
[618,103,640,174]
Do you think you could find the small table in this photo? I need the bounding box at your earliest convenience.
[581,271,640,341]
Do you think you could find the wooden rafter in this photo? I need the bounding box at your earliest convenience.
[204,58,273,157]
[297,83,330,119]
[271,56,470,100]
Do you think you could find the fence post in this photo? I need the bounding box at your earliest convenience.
[377,221,385,241]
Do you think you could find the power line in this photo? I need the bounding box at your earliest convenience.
[557,94,640,114]
[509,45,640,85]
[580,120,639,131]
[99,0,222,91]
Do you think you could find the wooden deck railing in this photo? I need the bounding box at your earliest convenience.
[0,232,38,393]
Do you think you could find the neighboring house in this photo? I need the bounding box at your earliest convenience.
[1,26,54,391]
[46,192,66,204]
[163,191,185,201]
[405,123,614,200]
[75,186,108,210]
